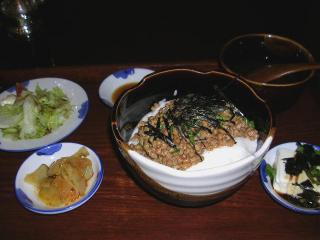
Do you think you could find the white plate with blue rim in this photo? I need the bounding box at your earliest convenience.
[15,142,104,214]
[0,78,89,152]
[260,142,320,214]
[99,67,154,107]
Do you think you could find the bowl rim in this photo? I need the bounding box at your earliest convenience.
[219,33,315,87]
[111,68,276,175]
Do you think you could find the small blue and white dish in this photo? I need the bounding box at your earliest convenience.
[260,142,320,215]
[15,142,103,214]
[99,67,154,107]
[0,78,89,152]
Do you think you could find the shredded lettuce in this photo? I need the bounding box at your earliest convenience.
[0,84,72,140]
[0,103,23,128]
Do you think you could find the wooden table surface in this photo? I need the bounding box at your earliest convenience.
[0,61,319,240]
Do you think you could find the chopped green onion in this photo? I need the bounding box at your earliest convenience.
[266,164,276,183]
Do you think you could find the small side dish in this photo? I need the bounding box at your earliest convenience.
[15,142,103,214]
[99,67,154,107]
[260,142,320,214]
[24,147,94,207]
[266,142,320,208]
[0,78,89,152]
[0,83,72,140]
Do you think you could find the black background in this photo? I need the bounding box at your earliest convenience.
[1,0,320,68]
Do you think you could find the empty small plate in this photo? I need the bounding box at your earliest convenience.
[15,142,103,214]
[99,67,154,107]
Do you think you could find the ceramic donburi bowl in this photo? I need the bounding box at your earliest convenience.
[111,69,275,206]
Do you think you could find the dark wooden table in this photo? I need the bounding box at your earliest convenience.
[1,61,319,240]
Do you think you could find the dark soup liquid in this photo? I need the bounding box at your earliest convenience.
[112,82,137,103]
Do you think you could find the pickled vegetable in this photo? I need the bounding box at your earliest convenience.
[25,147,94,207]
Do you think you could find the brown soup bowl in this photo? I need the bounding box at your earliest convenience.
[219,33,315,112]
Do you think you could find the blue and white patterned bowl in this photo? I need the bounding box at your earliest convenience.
[99,67,154,107]
[260,142,320,215]
[15,142,103,214]
[0,78,89,152]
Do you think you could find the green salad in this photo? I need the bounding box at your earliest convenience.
[0,84,73,140]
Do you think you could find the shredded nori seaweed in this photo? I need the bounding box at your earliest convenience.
[281,142,320,209]
[144,87,244,158]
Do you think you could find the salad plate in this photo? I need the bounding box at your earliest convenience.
[15,142,103,214]
[260,142,320,214]
[0,78,89,152]
[99,67,154,107]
